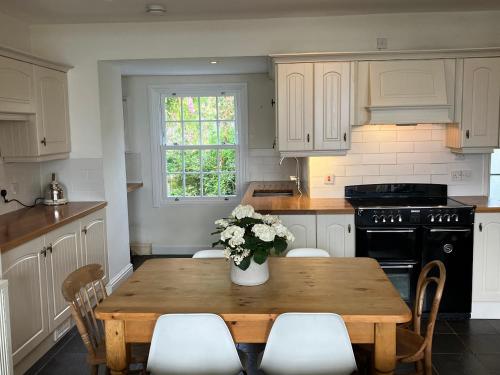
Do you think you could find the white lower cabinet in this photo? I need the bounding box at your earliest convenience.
[279,215,317,250]
[0,208,108,367]
[316,214,355,257]
[472,213,500,318]
[1,237,48,365]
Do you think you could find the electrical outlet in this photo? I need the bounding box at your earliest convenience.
[10,182,18,195]
[450,170,462,181]
[376,37,388,50]
[462,170,472,181]
[324,175,335,185]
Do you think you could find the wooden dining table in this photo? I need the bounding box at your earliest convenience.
[95,257,411,375]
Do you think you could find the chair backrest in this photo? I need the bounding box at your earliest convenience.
[61,264,107,358]
[411,260,446,359]
[286,248,331,258]
[147,313,243,375]
[259,313,357,375]
[192,249,226,259]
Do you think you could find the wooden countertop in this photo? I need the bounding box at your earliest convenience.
[0,201,107,253]
[452,196,500,213]
[241,181,354,214]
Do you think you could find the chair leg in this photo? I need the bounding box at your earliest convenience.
[90,365,99,375]
[415,359,423,374]
[424,346,433,375]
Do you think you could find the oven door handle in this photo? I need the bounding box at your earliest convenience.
[381,264,416,269]
[428,228,471,233]
[366,229,416,233]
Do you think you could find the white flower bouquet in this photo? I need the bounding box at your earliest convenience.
[212,204,295,270]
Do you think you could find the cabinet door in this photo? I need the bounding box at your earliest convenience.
[81,209,108,284]
[1,237,48,365]
[314,62,351,150]
[45,222,81,331]
[34,66,70,155]
[0,56,34,114]
[472,213,500,301]
[317,214,355,257]
[279,215,316,250]
[461,58,500,148]
[277,63,314,151]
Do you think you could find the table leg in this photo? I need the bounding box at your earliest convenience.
[373,323,396,375]
[104,320,128,375]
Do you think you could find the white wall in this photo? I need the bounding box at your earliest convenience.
[307,124,489,197]
[123,74,296,251]
[98,62,132,282]
[0,11,31,51]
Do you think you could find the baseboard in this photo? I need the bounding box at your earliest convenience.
[471,301,500,319]
[107,263,134,294]
[152,245,213,256]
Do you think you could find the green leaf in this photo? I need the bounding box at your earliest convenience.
[253,248,268,264]
[273,237,288,254]
[237,256,251,271]
[212,241,222,247]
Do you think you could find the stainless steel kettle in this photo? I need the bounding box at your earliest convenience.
[44,173,68,206]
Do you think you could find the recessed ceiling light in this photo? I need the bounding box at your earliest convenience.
[210,60,219,64]
[146,4,166,15]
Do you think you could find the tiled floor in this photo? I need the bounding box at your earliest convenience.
[25,255,500,375]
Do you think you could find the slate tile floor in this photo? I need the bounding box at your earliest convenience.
[25,255,500,375]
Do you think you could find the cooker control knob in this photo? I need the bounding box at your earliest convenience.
[372,215,379,223]
[396,214,403,223]
[380,215,387,223]
[444,214,451,222]
[428,214,435,223]
[388,215,394,223]
[452,214,459,222]
[436,214,443,223]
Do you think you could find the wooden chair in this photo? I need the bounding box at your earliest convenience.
[62,264,148,375]
[395,260,446,375]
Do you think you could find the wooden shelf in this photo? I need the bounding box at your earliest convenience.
[127,182,143,193]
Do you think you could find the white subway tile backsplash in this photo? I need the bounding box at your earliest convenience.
[307,124,487,198]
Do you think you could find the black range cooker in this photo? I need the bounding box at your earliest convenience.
[345,183,474,318]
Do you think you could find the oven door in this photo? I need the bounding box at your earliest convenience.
[356,227,420,262]
[380,261,420,304]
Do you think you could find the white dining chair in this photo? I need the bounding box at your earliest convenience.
[286,248,331,257]
[192,249,225,258]
[259,313,358,375]
[147,313,246,375]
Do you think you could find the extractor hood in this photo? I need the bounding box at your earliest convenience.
[364,59,454,124]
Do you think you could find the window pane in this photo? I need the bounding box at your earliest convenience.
[201,122,218,145]
[165,122,182,145]
[491,149,500,174]
[182,97,199,121]
[184,122,200,145]
[185,174,201,196]
[167,174,183,197]
[220,173,236,196]
[219,121,236,144]
[218,96,235,120]
[165,97,181,121]
[491,175,500,198]
[200,97,217,120]
[184,150,201,172]
[202,149,218,172]
[166,150,182,173]
[203,173,219,196]
[220,149,236,171]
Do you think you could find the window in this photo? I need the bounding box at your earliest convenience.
[491,149,500,197]
[150,84,247,205]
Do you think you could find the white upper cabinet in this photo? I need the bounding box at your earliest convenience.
[277,63,314,152]
[0,56,35,114]
[447,58,500,152]
[314,62,350,150]
[34,66,71,156]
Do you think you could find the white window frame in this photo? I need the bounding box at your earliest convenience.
[149,83,247,206]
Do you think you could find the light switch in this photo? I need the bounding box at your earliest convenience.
[324,175,335,185]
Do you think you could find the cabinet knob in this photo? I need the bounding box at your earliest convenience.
[271,99,276,107]
[465,130,470,139]
[47,244,53,253]
[82,227,88,234]
[306,133,310,143]
[41,137,47,146]
[479,223,483,232]
[343,132,347,142]
[347,224,351,233]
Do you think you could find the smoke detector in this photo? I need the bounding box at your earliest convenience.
[146,4,166,14]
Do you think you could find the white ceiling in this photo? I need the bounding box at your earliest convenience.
[117,56,269,76]
[2,0,500,24]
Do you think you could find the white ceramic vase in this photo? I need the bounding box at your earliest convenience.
[230,257,269,286]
